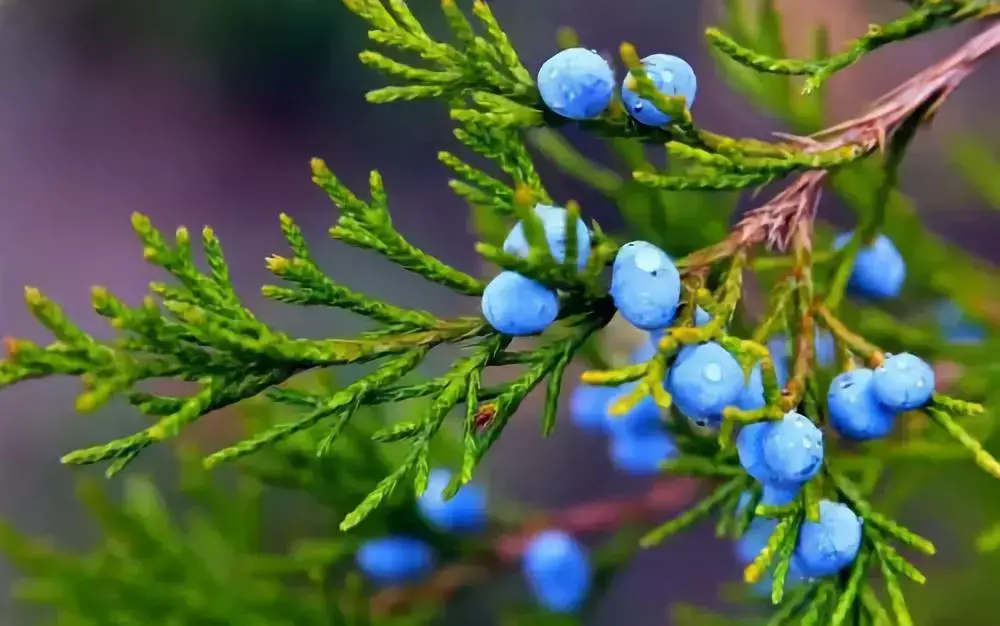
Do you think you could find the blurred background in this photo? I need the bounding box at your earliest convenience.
[0,0,998,624]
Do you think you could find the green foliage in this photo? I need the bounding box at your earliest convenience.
[3,0,1000,624]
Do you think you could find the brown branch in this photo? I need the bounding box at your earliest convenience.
[368,477,700,615]
[683,19,1000,266]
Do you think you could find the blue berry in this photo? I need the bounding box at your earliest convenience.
[762,412,824,488]
[736,484,799,517]
[503,204,591,271]
[537,48,615,121]
[667,342,743,427]
[570,384,617,431]
[481,271,559,336]
[833,233,906,300]
[827,368,896,441]
[936,300,985,344]
[610,241,681,330]
[523,530,592,613]
[738,413,823,488]
[737,421,774,484]
[736,516,777,565]
[794,500,863,578]
[417,468,487,533]
[356,536,436,585]
[872,352,935,411]
[737,364,766,411]
[604,381,662,436]
[621,54,697,126]
[608,428,676,476]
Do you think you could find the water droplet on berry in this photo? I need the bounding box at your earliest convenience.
[703,363,723,382]
[634,247,663,273]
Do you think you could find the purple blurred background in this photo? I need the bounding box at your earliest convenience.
[0,0,998,623]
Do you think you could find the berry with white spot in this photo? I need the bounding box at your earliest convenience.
[666,342,744,427]
[610,241,682,330]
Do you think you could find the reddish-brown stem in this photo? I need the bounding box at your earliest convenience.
[369,477,700,615]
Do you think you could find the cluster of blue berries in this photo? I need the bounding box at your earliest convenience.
[569,236,772,473]
[355,468,594,613]
[828,352,936,441]
[480,204,591,336]
[735,412,862,582]
[537,47,697,126]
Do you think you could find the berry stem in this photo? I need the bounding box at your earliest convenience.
[368,478,700,615]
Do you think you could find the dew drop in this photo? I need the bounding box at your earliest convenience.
[703,363,723,383]
[633,102,644,111]
[633,247,663,273]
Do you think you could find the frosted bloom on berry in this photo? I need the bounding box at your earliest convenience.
[570,384,617,431]
[356,536,436,585]
[481,271,558,336]
[762,411,824,489]
[621,54,697,126]
[608,428,676,476]
[827,368,896,440]
[833,232,906,300]
[666,342,743,427]
[872,352,935,411]
[794,500,863,578]
[503,204,591,271]
[537,48,615,120]
[417,468,487,533]
[610,241,681,330]
[523,530,592,613]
